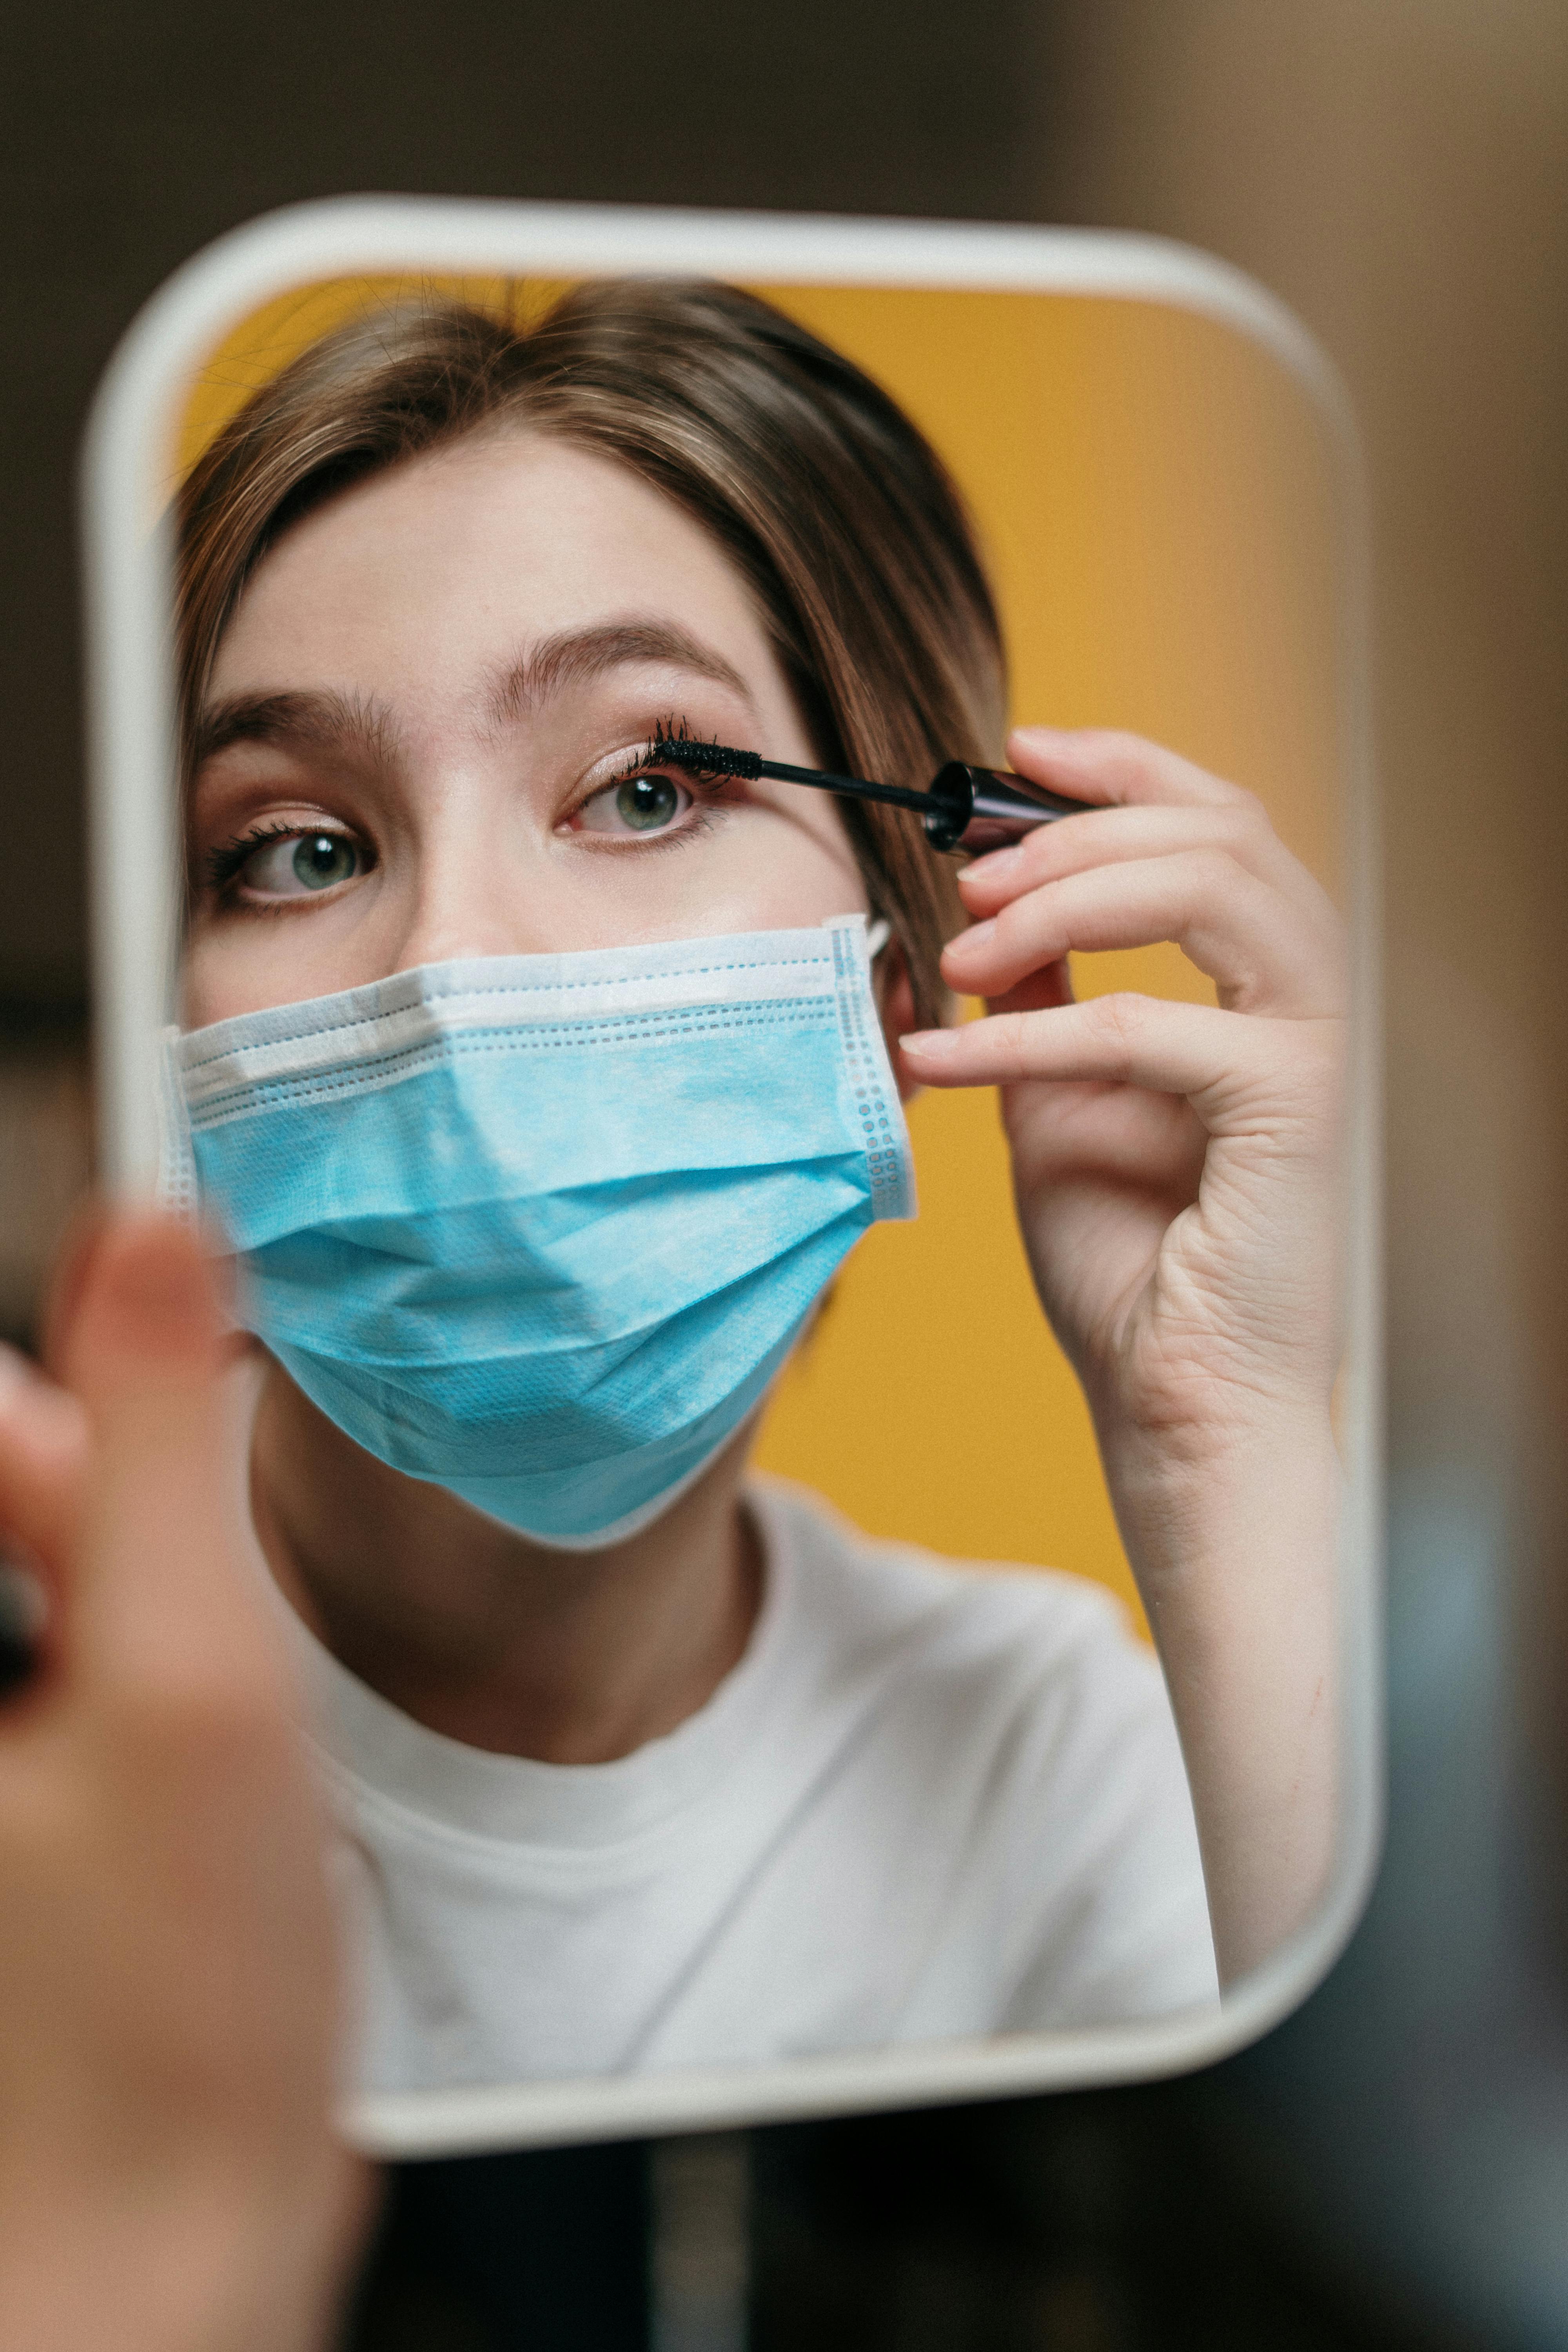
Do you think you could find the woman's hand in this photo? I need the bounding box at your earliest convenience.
[0,1214,370,2352]
[900,726,1348,1982]
[905,725,1346,1463]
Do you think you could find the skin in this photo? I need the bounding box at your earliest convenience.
[0,430,1346,2332]
[184,430,897,1761]
[0,1217,368,2352]
[922,735,1346,1982]
[181,426,1346,1977]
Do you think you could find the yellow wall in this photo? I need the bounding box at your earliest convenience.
[178,276,1343,1634]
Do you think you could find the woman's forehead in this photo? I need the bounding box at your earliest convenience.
[210,431,775,708]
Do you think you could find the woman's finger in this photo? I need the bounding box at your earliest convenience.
[957,798,1321,920]
[1000,1075,1209,1195]
[1006,725,1258,812]
[58,1215,266,1700]
[980,956,1075,1016]
[0,1346,89,1573]
[943,850,1345,1017]
[38,1203,111,1384]
[902,993,1341,1134]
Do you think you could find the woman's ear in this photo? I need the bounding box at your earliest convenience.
[874,936,925,1104]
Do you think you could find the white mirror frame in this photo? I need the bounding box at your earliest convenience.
[81,198,1382,2156]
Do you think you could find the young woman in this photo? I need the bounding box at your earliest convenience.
[162,278,1344,2094]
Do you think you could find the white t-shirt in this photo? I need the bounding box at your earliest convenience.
[282,1479,1217,2094]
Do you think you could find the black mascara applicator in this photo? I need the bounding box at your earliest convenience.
[650,739,1087,855]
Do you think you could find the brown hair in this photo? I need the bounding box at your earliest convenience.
[177,279,1009,1024]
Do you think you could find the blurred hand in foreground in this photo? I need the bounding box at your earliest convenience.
[0,1211,370,2352]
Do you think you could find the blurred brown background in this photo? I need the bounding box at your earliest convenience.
[2,2,1566,2345]
[1046,0,1568,1908]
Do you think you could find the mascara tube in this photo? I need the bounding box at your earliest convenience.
[923,763,1088,855]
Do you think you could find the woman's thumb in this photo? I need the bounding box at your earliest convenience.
[60,1214,256,1681]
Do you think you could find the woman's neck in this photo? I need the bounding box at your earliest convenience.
[247,1358,763,1764]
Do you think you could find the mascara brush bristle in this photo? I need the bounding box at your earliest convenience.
[651,737,764,782]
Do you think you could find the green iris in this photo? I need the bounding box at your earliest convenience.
[293,834,358,890]
[616,775,681,832]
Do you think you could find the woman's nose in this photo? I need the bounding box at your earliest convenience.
[390,797,562,969]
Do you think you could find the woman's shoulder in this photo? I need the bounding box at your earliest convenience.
[743,1477,1184,1862]
[746,1474,1151,1692]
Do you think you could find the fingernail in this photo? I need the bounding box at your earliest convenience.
[962,846,1020,883]
[949,918,995,954]
[900,1028,961,1062]
[91,1221,213,1355]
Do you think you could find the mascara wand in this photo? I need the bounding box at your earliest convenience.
[650,737,1087,855]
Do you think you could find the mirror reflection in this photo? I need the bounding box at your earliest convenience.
[160,274,1347,2098]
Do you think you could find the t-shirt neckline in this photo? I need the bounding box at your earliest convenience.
[271,1484,801,1852]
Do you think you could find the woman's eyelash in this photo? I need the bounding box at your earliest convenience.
[205,725,726,896]
[204,820,360,893]
[598,715,748,829]
[205,821,299,892]
[610,713,708,788]
[617,805,722,857]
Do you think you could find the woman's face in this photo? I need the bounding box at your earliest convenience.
[182,430,867,1027]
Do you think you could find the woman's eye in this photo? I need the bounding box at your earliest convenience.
[573,772,692,837]
[236,831,363,897]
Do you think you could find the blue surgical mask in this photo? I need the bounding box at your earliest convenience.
[159,916,913,1548]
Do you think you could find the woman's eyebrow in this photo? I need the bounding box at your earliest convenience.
[485,620,754,727]
[191,688,403,773]
[191,626,750,771]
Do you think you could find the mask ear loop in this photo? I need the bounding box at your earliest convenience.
[865,917,893,960]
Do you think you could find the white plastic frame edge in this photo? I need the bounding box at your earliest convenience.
[80,196,1383,2158]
